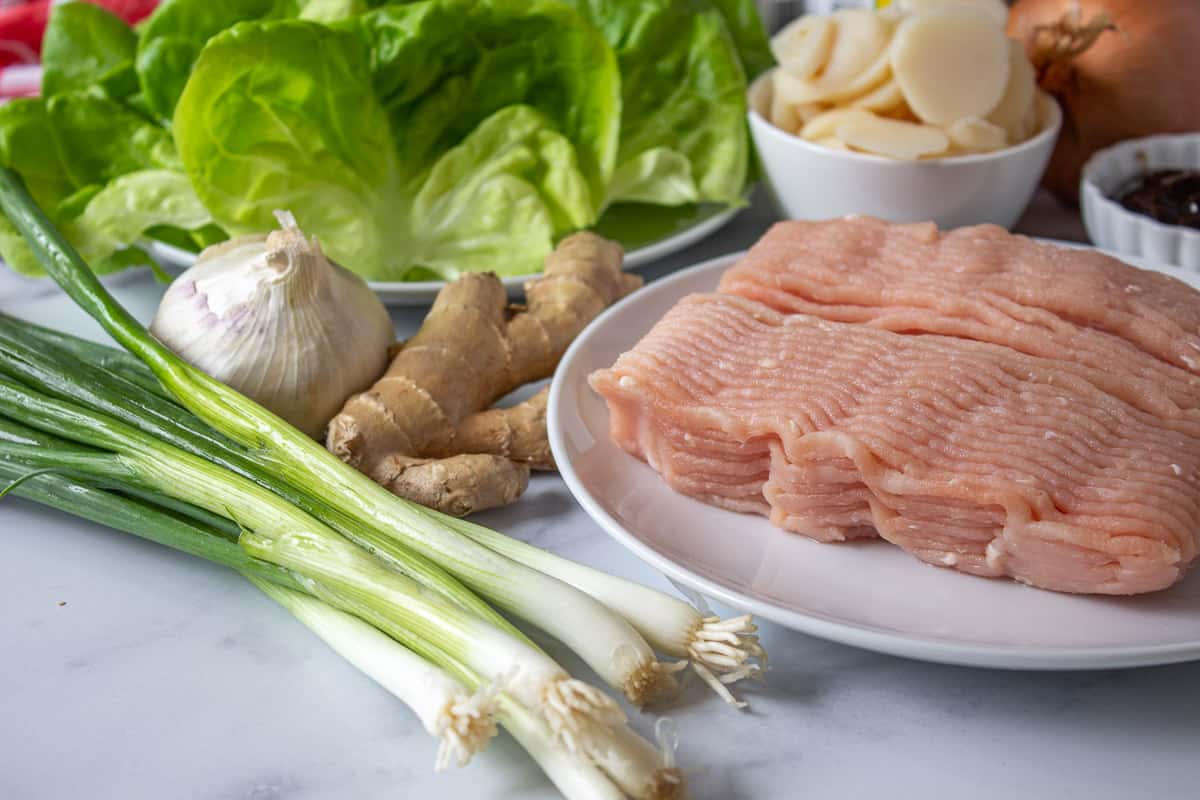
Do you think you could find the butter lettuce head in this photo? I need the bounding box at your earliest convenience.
[174,7,618,281]
[4,0,766,283]
[0,3,220,277]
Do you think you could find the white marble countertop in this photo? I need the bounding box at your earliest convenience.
[4,192,1198,800]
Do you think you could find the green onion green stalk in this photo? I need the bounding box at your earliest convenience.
[0,419,295,586]
[7,314,170,399]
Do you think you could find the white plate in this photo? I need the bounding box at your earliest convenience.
[548,246,1200,670]
[147,205,741,306]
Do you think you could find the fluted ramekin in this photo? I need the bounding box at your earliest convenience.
[1081,133,1200,271]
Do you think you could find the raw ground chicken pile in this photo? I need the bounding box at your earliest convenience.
[591,217,1200,595]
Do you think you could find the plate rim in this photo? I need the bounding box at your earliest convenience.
[548,245,1200,671]
[146,204,743,305]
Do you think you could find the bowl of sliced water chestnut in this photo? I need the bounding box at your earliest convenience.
[750,0,1060,230]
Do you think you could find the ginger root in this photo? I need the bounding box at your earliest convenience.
[326,233,641,516]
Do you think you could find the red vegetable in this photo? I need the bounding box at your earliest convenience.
[0,0,158,69]
[1009,0,1200,204]
[0,1,50,68]
[94,0,158,25]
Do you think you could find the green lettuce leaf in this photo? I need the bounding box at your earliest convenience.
[41,2,139,100]
[0,215,41,275]
[708,0,774,80]
[175,14,607,280]
[347,0,619,210]
[173,21,399,275]
[0,93,176,219]
[48,93,181,181]
[0,94,199,276]
[298,0,369,22]
[0,100,73,214]
[606,148,700,207]
[398,104,594,279]
[56,185,104,221]
[592,199,733,250]
[0,99,77,275]
[134,0,374,125]
[141,223,228,253]
[65,170,213,264]
[135,0,301,124]
[706,0,772,185]
[569,0,749,207]
[90,246,165,278]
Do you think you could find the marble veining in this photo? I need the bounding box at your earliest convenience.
[4,193,1196,800]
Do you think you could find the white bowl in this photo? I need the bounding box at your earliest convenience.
[747,71,1061,229]
[1080,133,1200,272]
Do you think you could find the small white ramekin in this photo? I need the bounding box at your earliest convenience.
[1081,133,1200,271]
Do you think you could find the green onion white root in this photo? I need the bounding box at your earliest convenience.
[249,576,499,770]
[241,527,627,755]
[453,516,767,707]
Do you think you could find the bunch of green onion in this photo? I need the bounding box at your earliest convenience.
[0,168,765,799]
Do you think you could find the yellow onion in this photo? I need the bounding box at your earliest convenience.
[1009,0,1200,204]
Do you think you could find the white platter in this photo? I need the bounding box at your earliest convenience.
[548,246,1200,670]
[147,204,741,306]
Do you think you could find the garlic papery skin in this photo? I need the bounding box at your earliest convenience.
[150,211,393,439]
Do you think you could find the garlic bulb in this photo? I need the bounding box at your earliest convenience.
[150,211,393,439]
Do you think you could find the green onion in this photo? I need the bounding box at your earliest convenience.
[296,575,671,799]
[594,720,684,800]
[6,313,170,399]
[4,311,764,703]
[0,436,651,798]
[495,696,627,800]
[0,377,624,751]
[0,167,685,706]
[0,434,293,586]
